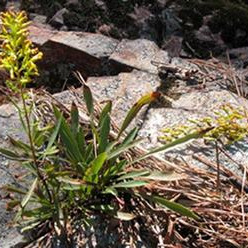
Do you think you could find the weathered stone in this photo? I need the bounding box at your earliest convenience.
[139,89,248,175]
[0,104,27,248]
[29,24,56,46]
[49,8,69,28]
[110,39,170,74]
[40,30,119,77]
[29,13,48,26]
[162,36,183,58]
[50,31,118,59]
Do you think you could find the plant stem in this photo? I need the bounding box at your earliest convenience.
[20,87,52,202]
[215,140,220,191]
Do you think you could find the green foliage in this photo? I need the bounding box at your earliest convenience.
[0,10,200,242]
[3,84,199,235]
[160,104,248,145]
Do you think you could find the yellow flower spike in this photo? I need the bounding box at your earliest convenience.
[0,10,43,91]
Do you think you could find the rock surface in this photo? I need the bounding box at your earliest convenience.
[29,25,120,78]
[139,89,248,176]
[110,39,170,74]
[0,104,27,248]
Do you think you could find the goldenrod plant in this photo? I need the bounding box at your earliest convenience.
[0,10,205,245]
[160,104,248,145]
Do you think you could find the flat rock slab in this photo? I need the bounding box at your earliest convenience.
[139,89,248,176]
[50,31,119,59]
[110,39,170,74]
[0,104,27,248]
[29,25,120,77]
[42,31,119,76]
[29,24,56,46]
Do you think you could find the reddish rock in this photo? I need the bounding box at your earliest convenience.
[29,24,56,46]
[110,39,170,74]
[29,25,119,77]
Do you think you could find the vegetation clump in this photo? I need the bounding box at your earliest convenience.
[0,10,203,246]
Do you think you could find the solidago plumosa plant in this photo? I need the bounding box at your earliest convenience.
[0,10,206,245]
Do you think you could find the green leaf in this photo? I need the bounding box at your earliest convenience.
[85,152,107,183]
[62,185,84,191]
[41,146,59,157]
[21,177,38,209]
[115,211,136,221]
[108,138,143,160]
[57,176,94,186]
[104,159,127,179]
[151,196,199,220]
[21,221,42,232]
[54,106,83,163]
[71,102,79,136]
[85,143,94,163]
[103,187,118,197]
[99,101,112,124]
[45,116,62,153]
[122,127,139,145]
[98,114,110,153]
[113,180,148,188]
[0,148,25,161]
[83,84,94,116]
[4,185,27,195]
[8,136,31,152]
[132,130,211,165]
[76,127,86,157]
[142,171,186,181]
[91,152,107,175]
[117,170,150,181]
[118,92,160,138]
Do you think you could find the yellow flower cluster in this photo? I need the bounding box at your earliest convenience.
[0,11,42,91]
[160,104,248,145]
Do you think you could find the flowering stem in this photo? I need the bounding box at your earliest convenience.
[20,86,52,202]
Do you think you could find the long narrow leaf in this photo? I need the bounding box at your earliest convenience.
[76,127,86,157]
[71,102,79,136]
[45,116,62,152]
[57,176,95,186]
[4,185,27,195]
[132,129,213,165]
[117,170,150,181]
[83,84,94,116]
[0,148,25,161]
[99,114,110,153]
[8,136,31,152]
[113,180,148,188]
[21,177,38,208]
[99,101,112,124]
[122,127,139,145]
[141,171,186,181]
[118,92,160,138]
[108,138,143,160]
[151,196,199,220]
[85,152,107,183]
[53,106,83,163]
